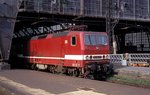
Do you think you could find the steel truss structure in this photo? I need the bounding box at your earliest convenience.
[18,0,150,53]
[20,0,150,21]
[1,0,150,63]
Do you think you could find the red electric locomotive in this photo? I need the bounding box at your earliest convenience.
[18,31,113,79]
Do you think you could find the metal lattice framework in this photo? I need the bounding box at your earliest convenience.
[110,54,150,64]
[1,0,150,64]
[12,0,150,54]
[13,24,69,38]
[19,0,150,21]
[129,54,150,64]
[110,54,124,64]
[16,0,150,53]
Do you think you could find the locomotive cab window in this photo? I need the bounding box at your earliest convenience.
[84,34,108,45]
[71,36,76,46]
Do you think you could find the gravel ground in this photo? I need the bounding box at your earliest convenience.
[115,66,150,79]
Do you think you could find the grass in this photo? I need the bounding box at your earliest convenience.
[107,75,150,88]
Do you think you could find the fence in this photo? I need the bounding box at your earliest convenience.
[128,54,150,64]
[110,54,123,64]
[110,53,150,65]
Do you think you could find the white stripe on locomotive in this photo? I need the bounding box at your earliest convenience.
[18,54,110,60]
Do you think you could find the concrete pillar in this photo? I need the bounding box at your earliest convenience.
[0,0,22,63]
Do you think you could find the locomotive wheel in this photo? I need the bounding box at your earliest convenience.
[83,68,94,79]
[67,69,73,76]
[84,72,94,80]
[73,69,80,77]
[51,66,56,74]
[57,65,63,74]
[31,64,36,70]
[47,65,53,73]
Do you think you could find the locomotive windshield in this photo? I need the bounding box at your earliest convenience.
[84,34,108,45]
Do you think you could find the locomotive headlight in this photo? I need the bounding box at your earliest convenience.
[85,56,90,60]
[85,55,93,60]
